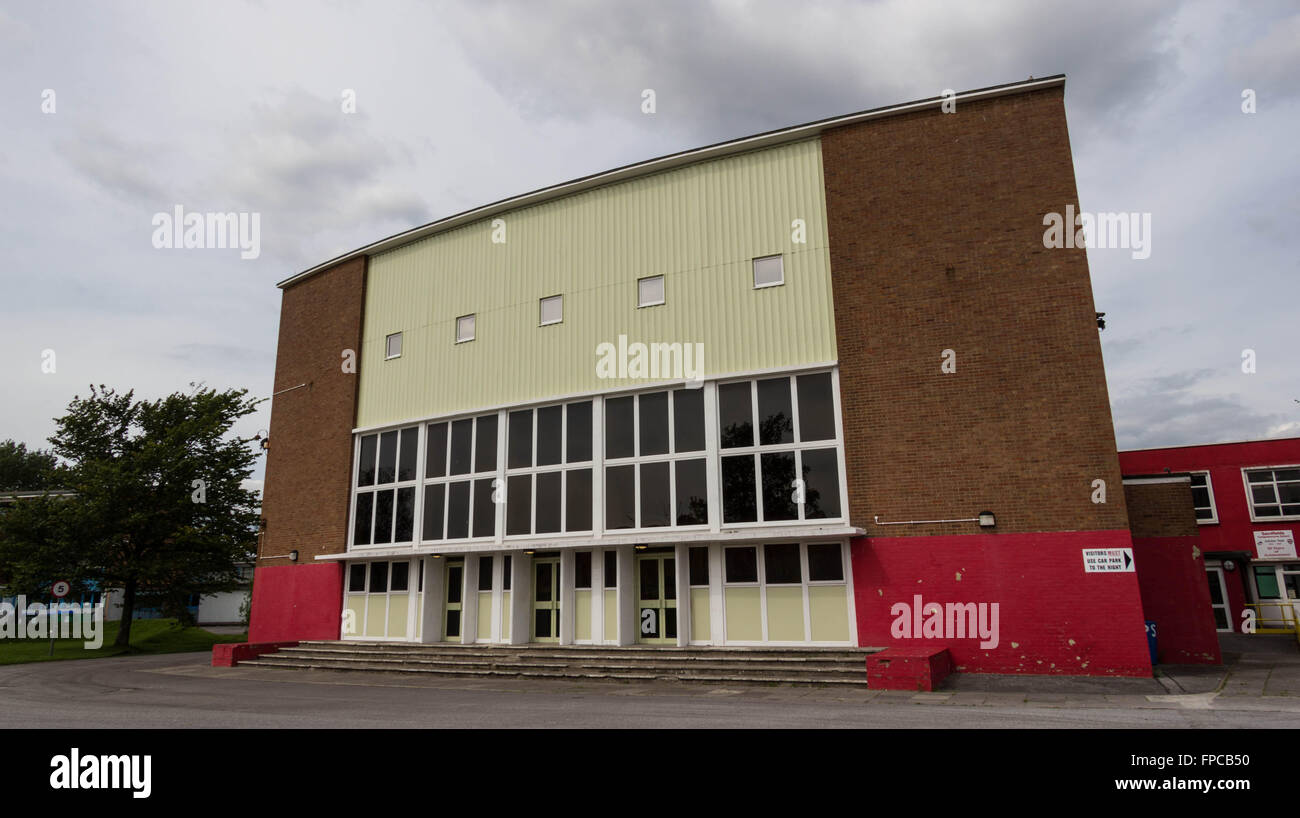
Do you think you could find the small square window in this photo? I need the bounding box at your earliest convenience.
[753,255,784,288]
[637,275,664,308]
[456,314,476,343]
[385,332,403,359]
[540,295,563,326]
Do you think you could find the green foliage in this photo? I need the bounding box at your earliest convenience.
[0,440,66,491]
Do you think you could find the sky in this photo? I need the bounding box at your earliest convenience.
[1,0,1297,492]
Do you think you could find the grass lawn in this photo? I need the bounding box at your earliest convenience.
[0,618,246,665]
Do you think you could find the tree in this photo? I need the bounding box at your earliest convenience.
[0,384,263,647]
[0,439,66,490]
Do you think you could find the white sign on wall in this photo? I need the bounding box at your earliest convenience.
[1253,530,1297,560]
[1082,547,1135,573]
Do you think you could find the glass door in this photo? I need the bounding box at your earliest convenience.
[1205,566,1231,632]
[532,557,560,642]
[636,553,677,644]
[444,559,463,642]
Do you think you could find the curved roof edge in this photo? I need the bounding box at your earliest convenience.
[277,74,1066,290]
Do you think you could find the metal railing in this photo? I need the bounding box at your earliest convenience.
[1243,601,1300,644]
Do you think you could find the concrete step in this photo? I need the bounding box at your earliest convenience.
[292,641,875,662]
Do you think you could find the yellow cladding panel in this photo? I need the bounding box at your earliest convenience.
[365,596,387,638]
[765,586,805,642]
[502,591,511,641]
[357,139,834,428]
[477,591,492,640]
[809,585,850,642]
[388,593,409,639]
[604,590,617,642]
[576,590,592,641]
[345,595,366,638]
[725,586,762,642]
[690,587,710,642]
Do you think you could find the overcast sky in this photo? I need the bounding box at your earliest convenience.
[1,0,1297,489]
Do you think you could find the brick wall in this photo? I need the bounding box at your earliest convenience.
[822,86,1127,537]
[1124,480,1198,539]
[259,256,367,566]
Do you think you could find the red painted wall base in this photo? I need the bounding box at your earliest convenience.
[866,647,953,691]
[1131,536,1222,664]
[248,563,343,644]
[212,641,299,667]
[852,529,1153,677]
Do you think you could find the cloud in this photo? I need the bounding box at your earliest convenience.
[1112,368,1290,449]
[57,127,175,204]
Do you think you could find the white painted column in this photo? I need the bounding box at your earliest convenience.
[404,558,419,641]
[462,554,480,644]
[592,547,606,643]
[509,551,531,645]
[617,545,635,646]
[709,543,725,644]
[559,549,576,645]
[420,558,446,644]
[490,553,504,643]
[674,543,690,647]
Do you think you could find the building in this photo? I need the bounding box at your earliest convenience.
[250,74,1161,677]
[1120,438,1300,639]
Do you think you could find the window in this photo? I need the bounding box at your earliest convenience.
[348,564,366,592]
[540,295,563,326]
[637,275,664,308]
[478,556,493,591]
[456,314,476,343]
[603,388,708,530]
[504,400,594,536]
[1189,471,1217,523]
[385,332,403,359]
[1244,467,1300,520]
[725,546,758,584]
[764,543,802,584]
[753,254,784,288]
[718,375,843,525]
[807,543,844,582]
[422,414,498,541]
[689,547,709,586]
[604,551,618,588]
[354,426,419,546]
[575,551,592,589]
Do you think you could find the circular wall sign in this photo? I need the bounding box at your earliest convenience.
[51,580,71,599]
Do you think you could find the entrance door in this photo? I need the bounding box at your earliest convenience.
[636,553,676,644]
[532,557,560,642]
[444,559,464,642]
[1205,566,1231,632]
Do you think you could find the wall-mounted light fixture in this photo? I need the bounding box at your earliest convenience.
[978,511,996,528]
[523,549,535,555]
[634,544,648,551]
[289,549,299,562]
[1224,560,1236,572]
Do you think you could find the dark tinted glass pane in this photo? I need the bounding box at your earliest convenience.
[761,452,798,521]
[675,459,708,525]
[349,563,366,592]
[576,552,592,588]
[566,401,592,462]
[640,559,659,599]
[390,561,409,592]
[447,565,463,603]
[398,427,419,481]
[801,448,842,519]
[449,419,473,475]
[395,487,415,542]
[535,472,562,533]
[1190,473,1207,487]
[665,607,676,638]
[757,378,794,445]
[373,489,394,544]
[508,409,533,469]
[797,372,836,442]
[605,396,635,459]
[1276,469,1300,482]
[446,609,461,638]
[1257,505,1282,517]
[606,464,636,529]
[1195,508,1214,520]
[725,547,757,583]
[447,482,470,538]
[640,461,671,527]
[605,551,618,587]
[425,423,447,478]
[764,543,802,584]
[1191,486,1211,508]
[1206,572,1223,604]
[665,558,676,600]
[503,555,512,590]
[639,392,669,456]
[1280,484,1300,504]
[537,405,563,466]
[808,543,844,582]
[358,435,377,486]
[719,382,753,448]
[472,478,496,538]
[534,610,551,637]
[1253,485,1277,504]
[1247,470,1271,484]
[536,562,553,602]
[566,469,592,531]
[506,474,532,535]
[475,415,498,473]
[377,430,398,484]
[689,547,709,585]
[479,556,493,591]
[370,561,388,593]
[422,484,445,541]
[673,389,705,452]
[353,492,373,545]
[721,455,757,523]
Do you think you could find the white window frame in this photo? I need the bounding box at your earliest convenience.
[502,399,597,539]
[718,541,854,646]
[752,254,784,289]
[349,426,422,550]
[420,412,500,545]
[1241,465,1300,522]
[637,275,665,308]
[456,314,476,343]
[385,331,403,360]
[539,294,563,326]
[1189,470,1218,525]
[342,558,417,642]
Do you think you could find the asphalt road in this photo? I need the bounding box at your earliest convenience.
[1,653,1297,728]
